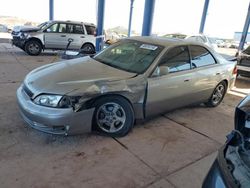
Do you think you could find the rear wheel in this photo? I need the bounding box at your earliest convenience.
[81,43,95,54]
[92,96,134,137]
[205,81,227,107]
[25,40,42,56]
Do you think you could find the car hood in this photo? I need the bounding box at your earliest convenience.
[13,25,40,33]
[24,56,137,96]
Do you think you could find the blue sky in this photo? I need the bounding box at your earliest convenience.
[0,0,249,38]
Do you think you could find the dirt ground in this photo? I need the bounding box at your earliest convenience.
[0,43,249,188]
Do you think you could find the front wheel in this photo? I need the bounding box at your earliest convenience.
[92,96,134,137]
[25,40,42,56]
[205,81,227,107]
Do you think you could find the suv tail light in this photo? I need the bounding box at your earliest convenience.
[233,66,237,75]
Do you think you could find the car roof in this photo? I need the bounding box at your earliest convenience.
[50,20,96,26]
[127,36,209,48]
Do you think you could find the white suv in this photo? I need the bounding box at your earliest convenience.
[12,20,96,55]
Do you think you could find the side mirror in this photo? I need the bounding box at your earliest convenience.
[44,28,51,32]
[159,66,170,75]
[152,66,170,77]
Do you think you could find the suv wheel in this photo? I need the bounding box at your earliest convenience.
[25,40,42,56]
[81,43,95,54]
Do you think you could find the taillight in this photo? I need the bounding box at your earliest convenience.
[233,66,237,75]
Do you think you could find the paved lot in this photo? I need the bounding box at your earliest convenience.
[0,43,249,188]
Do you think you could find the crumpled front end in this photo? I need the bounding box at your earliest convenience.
[17,85,95,135]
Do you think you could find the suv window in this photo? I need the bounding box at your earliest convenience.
[58,23,66,33]
[159,46,191,73]
[190,45,216,67]
[66,24,85,34]
[46,23,58,33]
[85,25,96,35]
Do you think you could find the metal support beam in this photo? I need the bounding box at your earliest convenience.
[49,0,54,21]
[238,2,250,51]
[96,0,105,52]
[199,0,210,34]
[141,0,155,36]
[128,0,135,37]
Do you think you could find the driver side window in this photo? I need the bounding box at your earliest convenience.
[46,23,58,33]
[159,46,191,73]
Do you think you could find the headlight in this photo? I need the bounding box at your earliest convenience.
[34,95,62,107]
[20,32,28,39]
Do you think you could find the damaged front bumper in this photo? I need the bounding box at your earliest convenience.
[12,36,26,49]
[16,86,95,135]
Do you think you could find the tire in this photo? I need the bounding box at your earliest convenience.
[25,40,42,56]
[81,43,95,54]
[92,96,134,137]
[205,81,227,107]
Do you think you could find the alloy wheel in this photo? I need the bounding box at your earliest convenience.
[96,102,126,133]
[212,84,225,105]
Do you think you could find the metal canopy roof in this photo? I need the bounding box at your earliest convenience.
[49,0,250,52]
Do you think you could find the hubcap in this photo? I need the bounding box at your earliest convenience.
[28,43,39,54]
[96,102,126,133]
[82,45,93,52]
[212,84,225,104]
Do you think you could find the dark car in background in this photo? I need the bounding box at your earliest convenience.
[237,46,250,77]
[202,95,250,188]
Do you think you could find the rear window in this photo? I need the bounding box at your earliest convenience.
[85,25,96,35]
[190,45,216,67]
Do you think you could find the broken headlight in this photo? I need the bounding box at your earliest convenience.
[34,94,62,107]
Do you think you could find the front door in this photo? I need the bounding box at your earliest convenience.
[146,46,197,117]
[44,23,68,49]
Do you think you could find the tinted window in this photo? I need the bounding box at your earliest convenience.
[74,24,84,34]
[46,23,58,32]
[159,46,190,73]
[85,25,96,35]
[190,46,216,67]
[66,24,84,34]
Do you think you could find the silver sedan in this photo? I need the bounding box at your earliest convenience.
[17,36,237,137]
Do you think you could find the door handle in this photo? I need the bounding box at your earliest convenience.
[80,36,85,38]
[216,72,221,75]
[184,79,190,82]
[60,35,66,37]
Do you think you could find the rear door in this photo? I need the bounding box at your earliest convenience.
[66,23,86,50]
[44,23,68,49]
[188,45,223,101]
[146,46,197,117]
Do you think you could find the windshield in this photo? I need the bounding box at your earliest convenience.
[94,40,163,74]
[37,22,51,30]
